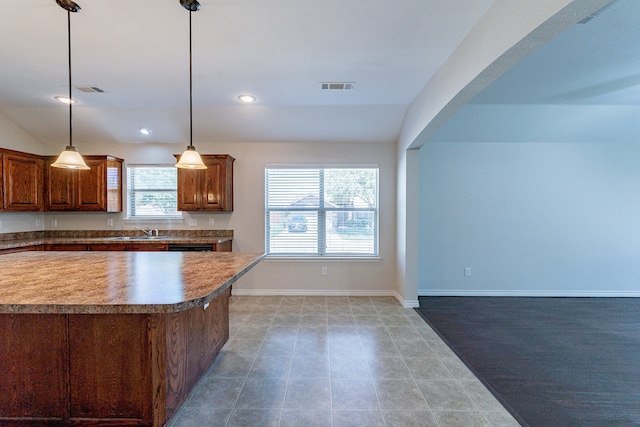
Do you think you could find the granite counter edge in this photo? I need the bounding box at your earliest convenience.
[0,253,265,315]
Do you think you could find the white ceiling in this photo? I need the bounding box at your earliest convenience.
[0,0,493,147]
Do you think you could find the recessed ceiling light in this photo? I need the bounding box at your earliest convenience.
[139,127,152,136]
[55,96,75,104]
[238,94,256,103]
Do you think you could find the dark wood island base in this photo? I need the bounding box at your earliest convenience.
[0,287,230,427]
[0,251,265,427]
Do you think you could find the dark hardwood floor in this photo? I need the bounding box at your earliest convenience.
[416,297,640,427]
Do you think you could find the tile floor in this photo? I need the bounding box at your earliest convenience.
[167,296,520,427]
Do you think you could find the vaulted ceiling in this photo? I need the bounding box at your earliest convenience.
[0,0,493,147]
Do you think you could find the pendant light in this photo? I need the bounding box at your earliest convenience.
[175,0,207,169]
[51,0,90,170]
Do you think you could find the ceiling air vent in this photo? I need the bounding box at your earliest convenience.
[76,86,105,93]
[321,82,355,90]
[578,1,616,24]
[578,15,595,24]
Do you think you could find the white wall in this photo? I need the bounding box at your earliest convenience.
[0,113,44,154]
[419,142,640,296]
[0,126,398,296]
[395,0,610,307]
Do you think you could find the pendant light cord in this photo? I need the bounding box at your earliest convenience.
[189,10,193,148]
[67,10,73,148]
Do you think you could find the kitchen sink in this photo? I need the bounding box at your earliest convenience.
[105,236,174,241]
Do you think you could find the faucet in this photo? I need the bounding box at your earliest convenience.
[136,226,153,237]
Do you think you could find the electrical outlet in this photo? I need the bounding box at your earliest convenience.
[188,218,197,227]
[0,220,2,229]
[464,267,471,277]
[35,219,43,227]
[321,267,328,276]
[106,218,114,227]
[209,218,215,226]
[51,218,58,228]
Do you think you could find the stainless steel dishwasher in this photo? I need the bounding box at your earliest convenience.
[167,244,214,252]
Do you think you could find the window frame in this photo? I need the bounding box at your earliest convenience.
[265,164,379,258]
[126,164,182,220]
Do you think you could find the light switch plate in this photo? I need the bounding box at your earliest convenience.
[188,218,197,227]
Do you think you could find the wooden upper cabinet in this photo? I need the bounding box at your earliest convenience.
[45,160,75,210]
[174,154,234,212]
[44,155,123,212]
[1,150,44,212]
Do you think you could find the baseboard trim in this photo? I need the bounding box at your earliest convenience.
[232,288,421,308]
[232,289,396,297]
[394,292,420,308]
[418,290,640,297]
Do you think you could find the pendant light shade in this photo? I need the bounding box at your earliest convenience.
[175,0,207,170]
[176,146,206,169]
[52,1,90,170]
[51,145,90,169]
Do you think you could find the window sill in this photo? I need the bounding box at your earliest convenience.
[265,256,381,263]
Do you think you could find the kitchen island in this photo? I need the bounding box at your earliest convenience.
[0,251,264,427]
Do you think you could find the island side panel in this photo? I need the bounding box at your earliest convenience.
[68,314,153,426]
[0,314,68,425]
[165,287,230,418]
[149,314,168,427]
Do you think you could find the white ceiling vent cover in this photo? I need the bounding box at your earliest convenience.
[76,86,105,93]
[321,82,355,90]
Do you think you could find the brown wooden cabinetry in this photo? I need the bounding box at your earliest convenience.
[0,287,230,427]
[174,154,234,211]
[1,149,44,212]
[44,243,88,251]
[125,243,168,251]
[44,155,123,212]
[0,245,42,254]
[87,243,130,251]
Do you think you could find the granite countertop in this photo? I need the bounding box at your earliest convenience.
[44,236,233,244]
[0,231,233,250]
[0,251,264,314]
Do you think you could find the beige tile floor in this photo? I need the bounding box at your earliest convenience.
[167,296,520,427]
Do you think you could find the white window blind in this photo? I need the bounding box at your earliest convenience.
[265,166,378,256]
[127,166,180,218]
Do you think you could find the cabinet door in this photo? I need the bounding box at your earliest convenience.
[213,240,232,252]
[77,159,106,211]
[44,244,88,251]
[0,245,42,255]
[2,153,43,211]
[175,154,234,211]
[202,158,230,211]
[176,168,202,211]
[87,243,128,251]
[45,160,76,211]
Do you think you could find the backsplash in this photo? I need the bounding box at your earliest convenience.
[0,231,44,242]
[46,230,233,238]
[0,229,233,241]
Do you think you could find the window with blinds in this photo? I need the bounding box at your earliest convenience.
[265,166,378,256]
[127,166,180,218]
